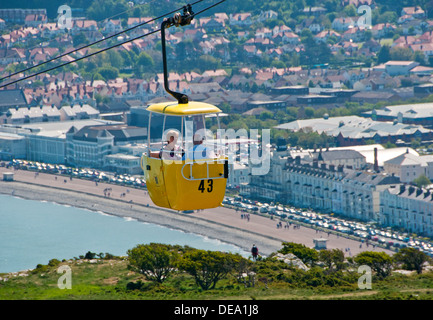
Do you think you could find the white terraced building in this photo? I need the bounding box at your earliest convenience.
[241,148,400,222]
[381,185,433,237]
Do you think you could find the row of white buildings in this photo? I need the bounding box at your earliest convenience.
[0,119,146,174]
[241,146,433,237]
[0,104,99,125]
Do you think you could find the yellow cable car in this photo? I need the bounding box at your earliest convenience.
[140,7,228,211]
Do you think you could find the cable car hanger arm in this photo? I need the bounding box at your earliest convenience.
[160,5,194,105]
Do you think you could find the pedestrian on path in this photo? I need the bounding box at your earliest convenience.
[251,244,259,261]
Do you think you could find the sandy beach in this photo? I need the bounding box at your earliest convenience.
[0,167,394,257]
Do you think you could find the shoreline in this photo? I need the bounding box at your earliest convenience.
[0,167,394,272]
[0,180,283,258]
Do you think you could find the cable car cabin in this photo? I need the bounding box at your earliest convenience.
[141,101,228,211]
[141,8,228,211]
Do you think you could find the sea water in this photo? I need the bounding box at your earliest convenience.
[0,194,247,273]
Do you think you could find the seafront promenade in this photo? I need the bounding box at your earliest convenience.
[0,167,394,257]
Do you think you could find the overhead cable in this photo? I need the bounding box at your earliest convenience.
[0,0,207,83]
[0,0,226,89]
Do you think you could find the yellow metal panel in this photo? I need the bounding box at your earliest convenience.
[142,156,171,208]
[146,101,222,116]
[164,160,226,211]
[142,155,227,211]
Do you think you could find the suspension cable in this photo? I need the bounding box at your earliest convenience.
[0,28,160,89]
[0,0,226,90]
[0,0,207,84]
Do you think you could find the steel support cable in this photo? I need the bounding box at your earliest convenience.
[0,0,207,84]
[0,1,144,66]
[0,0,226,89]
[0,28,160,89]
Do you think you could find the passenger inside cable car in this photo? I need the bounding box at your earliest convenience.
[184,132,216,161]
[160,130,183,161]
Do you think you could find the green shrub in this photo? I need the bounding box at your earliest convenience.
[48,259,61,267]
[32,264,48,274]
[84,251,96,259]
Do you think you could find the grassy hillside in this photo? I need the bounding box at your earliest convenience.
[2,254,433,300]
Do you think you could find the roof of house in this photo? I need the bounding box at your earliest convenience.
[344,170,400,186]
[242,107,270,116]
[275,115,433,139]
[385,60,418,66]
[358,147,418,166]
[363,102,433,120]
[6,105,60,120]
[318,150,366,161]
[60,104,100,117]
[384,151,433,166]
[0,89,28,109]
[73,124,146,142]
[384,152,425,166]
[388,185,433,203]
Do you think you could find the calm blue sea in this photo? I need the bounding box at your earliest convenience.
[0,194,247,273]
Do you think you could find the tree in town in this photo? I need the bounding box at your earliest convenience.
[413,174,431,189]
[342,4,357,17]
[72,32,88,47]
[354,251,393,278]
[411,137,422,149]
[390,47,414,61]
[304,107,315,119]
[127,243,179,283]
[414,50,427,65]
[86,0,129,20]
[107,50,125,70]
[286,131,334,150]
[394,247,431,274]
[300,31,332,66]
[196,55,222,72]
[377,45,390,64]
[134,52,155,77]
[94,93,110,105]
[96,66,119,80]
[177,249,244,290]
